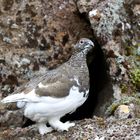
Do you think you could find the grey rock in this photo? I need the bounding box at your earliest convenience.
[3,37,12,44]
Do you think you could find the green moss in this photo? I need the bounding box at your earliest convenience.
[120,84,128,93]
[105,101,119,116]
[131,68,140,89]
[125,46,135,56]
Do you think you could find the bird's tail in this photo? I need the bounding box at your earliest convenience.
[1,90,38,104]
[1,93,29,103]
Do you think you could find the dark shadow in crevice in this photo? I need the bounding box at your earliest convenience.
[88,39,114,117]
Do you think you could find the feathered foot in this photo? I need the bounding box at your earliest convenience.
[37,123,53,135]
[48,118,75,132]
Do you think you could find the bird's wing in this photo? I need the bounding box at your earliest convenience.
[35,72,77,98]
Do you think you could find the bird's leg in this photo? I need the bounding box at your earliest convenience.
[37,123,53,135]
[48,118,75,132]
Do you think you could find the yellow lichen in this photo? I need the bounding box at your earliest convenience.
[118,105,129,113]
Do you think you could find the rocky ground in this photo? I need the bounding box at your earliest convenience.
[0,0,140,139]
[1,116,140,140]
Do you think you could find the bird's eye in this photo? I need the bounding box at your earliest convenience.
[80,40,84,44]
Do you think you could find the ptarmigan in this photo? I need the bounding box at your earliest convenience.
[1,38,94,135]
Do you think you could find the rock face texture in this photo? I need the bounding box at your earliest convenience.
[76,0,140,115]
[0,0,140,139]
[0,0,92,96]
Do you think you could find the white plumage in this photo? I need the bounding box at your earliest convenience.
[1,38,94,135]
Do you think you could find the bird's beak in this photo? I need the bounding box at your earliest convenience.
[87,40,94,47]
[84,40,94,49]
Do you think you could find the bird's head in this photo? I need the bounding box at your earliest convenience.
[74,38,94,54]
